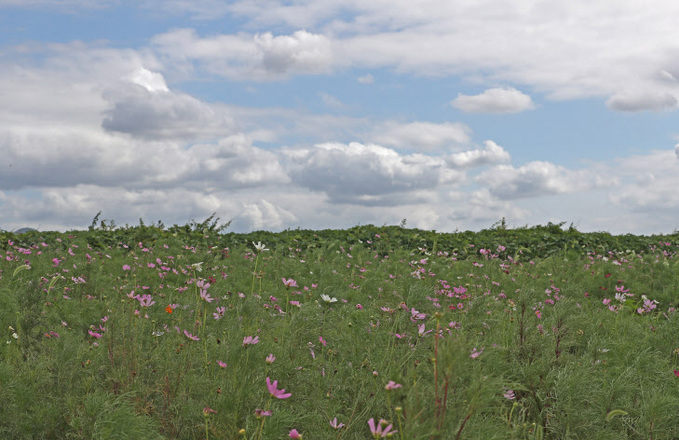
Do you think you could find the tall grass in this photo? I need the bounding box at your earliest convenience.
[1,231,679,439]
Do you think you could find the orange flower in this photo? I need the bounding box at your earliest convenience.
[165,306,173,314]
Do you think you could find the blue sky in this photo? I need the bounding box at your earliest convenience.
[1,0,679,234]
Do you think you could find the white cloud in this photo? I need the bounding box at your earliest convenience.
[151,28,333,80]
[371,121,471,151]
[606,91,678,112]
[447,140,511,168]
[477,161,601,200]
[284,142,462,205]
[451,88,535,114]
[101,79,236,141]
[357,73,374,84]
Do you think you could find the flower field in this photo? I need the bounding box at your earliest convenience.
[2,221,679,439]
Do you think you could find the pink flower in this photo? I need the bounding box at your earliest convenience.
[217,360,227,368]
[203,407,217,416]
[200,289,214,303]
[266,377,292,399]
[503,389,516,399]
[88,330,102,339]
[319,336,327,346]
[137,294,155,308]
[356,303,363,309]
[255,408,272,417]
[265,353,276,364]
[470,347,484,359]
[282,278,298,288]
[329,417,345,430]
[243,336,259,346]
[385,381,402,390]
[122,264,131,271]
[184,330,199,341]
[289,429,302,439]
[368,418,397,438]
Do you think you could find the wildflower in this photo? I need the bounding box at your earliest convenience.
[184,330,200,341]
[282,278,298,288]
[217,360,227,368]
[243,336,259,346]
[88,330,102,339]
[319,336,327,346]
[191,262,204,272]
[290,300,301,307]
[385,381,402,391]
[289,429,302,439]
[138,294,155,308]
[255,408,272,418]
[674,370,679,378]
[165,305,173,314]
[200,289,214,303]
[418,323,432,337]
[253,242,269,253]
[356,303,363,309]
[368,418,397,438]
[330,417,345,430]
[266,353,276,364]
[122,264,131,271]
[470,347,484,359]
[213,306,225,320]
[266,377,292,399]
[321,294,338,303]
[503,389,516,400]
[203,407,217,416]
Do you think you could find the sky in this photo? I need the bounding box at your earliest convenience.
[1,0,679,235]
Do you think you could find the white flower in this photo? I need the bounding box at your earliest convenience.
[191,262,204,272]
[321,294,338,303]
[253,241,269,253]
[12,332,18,339]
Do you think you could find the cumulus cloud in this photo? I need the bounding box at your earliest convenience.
[477,161,600,200]
[284,142,462,205]
[606,91,678,112]
[451,88,535,114]
[102,76,236,141]
[371,121,471,151]
[447,141,511,168]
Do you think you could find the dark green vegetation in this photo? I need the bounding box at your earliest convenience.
[2,220,679,439]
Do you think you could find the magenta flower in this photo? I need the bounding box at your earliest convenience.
[88,330,102,339]
[217,360,227,368]
[288,429,302,439]
[243,336,259,346]
[368,418,396,438]
[122,264,131,271]
[266,377,292,399]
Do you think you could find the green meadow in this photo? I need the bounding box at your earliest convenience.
[2,218,679,439]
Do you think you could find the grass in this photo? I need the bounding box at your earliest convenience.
[1,229,679,439]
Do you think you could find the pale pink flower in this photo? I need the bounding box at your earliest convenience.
[503,389,515,400]
[184,330,199,341]
[470,347,484,359]
[243,336,259,346]
[266,353,276,364]
[385,381,402,390]
[255,408,272,417]
[282,278,298,288]
[289,429,302,439]
[329,417,345,430]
